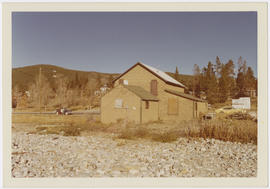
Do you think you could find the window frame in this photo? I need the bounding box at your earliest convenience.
[114,98,123,108]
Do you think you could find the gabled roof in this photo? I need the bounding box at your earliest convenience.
[124,85,159,101]
[113,62,187,89]
[165,89,205,102]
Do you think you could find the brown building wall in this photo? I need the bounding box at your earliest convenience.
[141,100,159,123]
[197,101,208,116]
[101,86,141,124]
[114,65,185,94]
[160,92,194,121]
[107,64,208,123]
[159,92,208,122]
[113,64,187,121]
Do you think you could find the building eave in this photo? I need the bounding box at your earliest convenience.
[112,62,187,89]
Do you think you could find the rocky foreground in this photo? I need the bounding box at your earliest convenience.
[12,132,257,177]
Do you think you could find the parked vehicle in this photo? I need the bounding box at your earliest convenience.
[215,106,246,114]
[202,112,216,120]
[226,112,257,122]
[55,108,72,115]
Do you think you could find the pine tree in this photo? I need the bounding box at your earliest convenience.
[107,75,114,88]
[245,67,256,89]
[96,74,102,89]
[193,64,201,97]
[204,62,219,104]
[218,59,235,102]
[236,57,248,97]
[174,66,179,81]
[215,56,222,78]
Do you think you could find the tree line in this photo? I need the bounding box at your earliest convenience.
[12,71,115,110]
[175,56,257,104]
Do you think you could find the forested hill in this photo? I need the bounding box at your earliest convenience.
[12,64,193,91]
[12,64,119,91]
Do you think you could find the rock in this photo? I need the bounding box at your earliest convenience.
[129,169,139,175]
[11,132,257,178]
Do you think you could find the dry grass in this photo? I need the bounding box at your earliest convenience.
[12,114,257,144]
[151,131,179,143]
[12,114,92,125]
[116,119,257,144]
[196,119,257,144]
[117,126,150,140]
[33,124,81,136]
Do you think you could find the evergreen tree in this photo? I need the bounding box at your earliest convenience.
[193,64,201,97]
[174,66,179,81]
[204,62,219,104]
[218,59,235,102]
[107,75,114,88]
[236,57,248,97]
[215,56,222,78]
[245,67,256,89]
[96,74,102,89]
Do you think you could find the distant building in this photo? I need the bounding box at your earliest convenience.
[25,91,30,97]
[94,84,111,96]
[245,88,257,98]
[100,84,110,94]
[94,90,101,96]
[232,97,251,109]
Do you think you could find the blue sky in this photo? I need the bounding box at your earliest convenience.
[12,12,257,76]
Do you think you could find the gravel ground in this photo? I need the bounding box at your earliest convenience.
[12,132,257,177]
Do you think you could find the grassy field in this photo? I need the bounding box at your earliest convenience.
[12,113,257,144]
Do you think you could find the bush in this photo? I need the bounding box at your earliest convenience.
[180,119,257,144]
[118,127,150,140]
[151,131,178,143]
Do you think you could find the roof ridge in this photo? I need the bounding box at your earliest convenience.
[138,62,186,88]
[112,62,187,89]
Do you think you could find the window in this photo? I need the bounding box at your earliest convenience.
[145,101,149,109]
[123,80,128,85]
[168,98,178,115]
[115,99,123,108]
[150,80,158,96]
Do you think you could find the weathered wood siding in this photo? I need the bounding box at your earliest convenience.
[106,64,208,123]
[114,64,185,94]
[141,100,159,123]
[101,86,141,124]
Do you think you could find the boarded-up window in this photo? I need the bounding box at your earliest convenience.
[145,101,149,109]
[168,98,178,115]
[119,79,123,85]
[150,80,158,96]
[115,99,123,108]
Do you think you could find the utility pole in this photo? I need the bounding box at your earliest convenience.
[39,66,41,113]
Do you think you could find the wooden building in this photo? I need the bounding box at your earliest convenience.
[101,62,208,124]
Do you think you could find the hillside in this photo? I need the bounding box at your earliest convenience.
[166,72,194,90]
[12,64,194,109]
[12,64,194,91]
[12,64,119,91]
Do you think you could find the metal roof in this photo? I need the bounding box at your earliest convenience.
[112,62,187,89]
[141,63,186,88]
